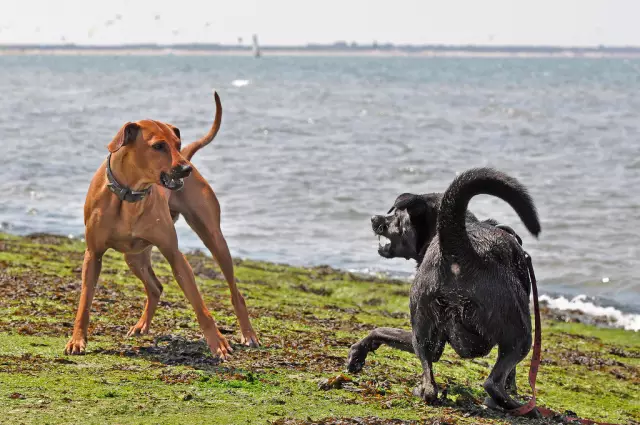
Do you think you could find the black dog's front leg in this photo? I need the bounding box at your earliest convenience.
[346,327,413,372]
[412,326,445,403]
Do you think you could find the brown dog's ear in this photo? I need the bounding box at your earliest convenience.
[169,125,180,140]
[107,122,140,153]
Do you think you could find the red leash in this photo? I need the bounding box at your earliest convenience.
[507,253,541,417]
[507,254,618,425]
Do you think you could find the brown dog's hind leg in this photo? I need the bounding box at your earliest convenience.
[65,249,103,355]
[124,249,163,337]
[187,218,259,347]
[175,173,259,348]
[347,328,413,372]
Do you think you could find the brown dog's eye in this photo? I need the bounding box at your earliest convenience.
[152,142,166,152]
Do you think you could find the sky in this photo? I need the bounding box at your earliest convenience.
[0,0,638,46]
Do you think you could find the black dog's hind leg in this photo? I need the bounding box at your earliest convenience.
[506,367,517,394]
[483,339,540,418]
[346,328,413,372]
[485,367,517,407]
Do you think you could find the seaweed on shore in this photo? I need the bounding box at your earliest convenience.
[0,233,638,425]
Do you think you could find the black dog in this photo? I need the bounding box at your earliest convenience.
[346,167,540,416]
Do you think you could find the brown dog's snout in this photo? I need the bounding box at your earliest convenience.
[173,163,193,178]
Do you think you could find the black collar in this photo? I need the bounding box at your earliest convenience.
[106,153,151,203]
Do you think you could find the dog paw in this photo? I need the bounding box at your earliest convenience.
[126,322,150,337]
[413,382,438,403]
[206,332,234,360]
[346,344,367,373]
[483,397,542,419]
[483,396,500,410]
[526,407,542,419]
[64,337,87,355]
[240,329,260,348]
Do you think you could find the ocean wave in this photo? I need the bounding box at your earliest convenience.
[231,79,250,87]
[540,294,640,331]
[347,266,639,332]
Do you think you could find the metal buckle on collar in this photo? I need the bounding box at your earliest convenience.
[105,154,151,203]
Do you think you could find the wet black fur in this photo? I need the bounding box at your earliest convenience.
[346,167,541,416]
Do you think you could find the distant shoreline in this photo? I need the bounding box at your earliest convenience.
[2,44,640,58]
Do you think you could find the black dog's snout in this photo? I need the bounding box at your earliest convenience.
[371,215,386,232]
[173,163,193,178]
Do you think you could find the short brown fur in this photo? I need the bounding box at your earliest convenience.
[64,92,258,359]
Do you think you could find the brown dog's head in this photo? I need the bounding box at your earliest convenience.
[107,120,192,191]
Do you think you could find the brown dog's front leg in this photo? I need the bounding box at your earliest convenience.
[162,247,233,359]
[65,249,103,355]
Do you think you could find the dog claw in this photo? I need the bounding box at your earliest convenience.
[64,338,87,355]
[216,348,231,360]
[483,396,500,410]
[206,333,233,360]
[527,407,543,419]
[240,331,260,348]
[126,323,149,337]
[483,397,542,419]
[413,381,438,403]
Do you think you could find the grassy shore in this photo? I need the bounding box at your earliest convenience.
[0,232,638,425]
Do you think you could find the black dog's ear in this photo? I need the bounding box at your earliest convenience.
[108,122,140,153]
[393,193,428,217]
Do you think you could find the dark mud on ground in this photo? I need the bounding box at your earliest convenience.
[1,233,638,425]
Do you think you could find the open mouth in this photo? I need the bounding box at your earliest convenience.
[160,172,185,191]
[377,235,393,257]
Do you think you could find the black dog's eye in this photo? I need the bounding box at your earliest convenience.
[152,142,167,151]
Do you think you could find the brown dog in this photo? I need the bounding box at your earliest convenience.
[64,92,258,359]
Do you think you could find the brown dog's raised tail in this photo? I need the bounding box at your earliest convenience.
[181,91,223,161]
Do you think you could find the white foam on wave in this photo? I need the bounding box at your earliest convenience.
[540,294,640,331]
[231,79,250,87]
[338,267,640,332]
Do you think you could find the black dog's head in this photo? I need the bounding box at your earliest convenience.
[371,193,442,263]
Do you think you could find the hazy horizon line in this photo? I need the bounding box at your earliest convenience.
[2,42,640,51]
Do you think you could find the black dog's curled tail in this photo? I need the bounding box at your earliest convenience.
[437,167,540,261]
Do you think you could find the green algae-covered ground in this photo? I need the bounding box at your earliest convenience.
[0,232,638,425]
